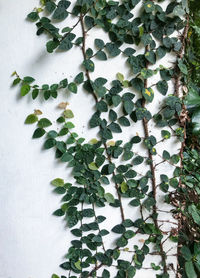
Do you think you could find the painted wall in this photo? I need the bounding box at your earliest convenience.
[0,1,179,277]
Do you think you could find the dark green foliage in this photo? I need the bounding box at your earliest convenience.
[12,0,190,277]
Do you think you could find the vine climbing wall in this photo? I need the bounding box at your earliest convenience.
[0,0,188,277]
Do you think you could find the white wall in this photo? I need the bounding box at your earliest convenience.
[0,1,179,277]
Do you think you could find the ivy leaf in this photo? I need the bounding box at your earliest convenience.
[104,193,115,204]
[46,2,57,13]
[145,51,156,64]
[51,178,64,187]
[51,274,60,278]
[108,123,122,133]
[59,38,73,51]
[185,261,197,278]
[25,114,38,124]
[74,72,84,84]
[46,40,59,53]
[95,39,104,49]
[33,128,45,138]
[23,76,35,83]
[142,88,154,102]
[157,80,168,96]
[83,59,94,72]
[143,197,156,211]
[188,204,200,225]
[124,100,134,114]
[21,84,31,96]
[112,224,125,234]
[68,82,77,93]
[178,59,188,75]
[102,269,110,278]
[163,150,170,160]
[144,1,155,13]
[64,109,74,118]
[181,246,192,261]
[38,118,52,128]
[27,12,39,21]
[96,51,107,60]
[53,6,68,20]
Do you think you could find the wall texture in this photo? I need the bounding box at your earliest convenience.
[0,1,180,277]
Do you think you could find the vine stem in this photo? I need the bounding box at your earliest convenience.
[79,13,125,222]
[142,46,168,273]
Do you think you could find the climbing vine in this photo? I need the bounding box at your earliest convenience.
[12,0,191,277]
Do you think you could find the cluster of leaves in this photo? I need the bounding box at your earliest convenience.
[12,0,191,277]
[177,1,200,278]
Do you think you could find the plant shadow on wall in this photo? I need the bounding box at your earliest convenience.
[11,0,194,277]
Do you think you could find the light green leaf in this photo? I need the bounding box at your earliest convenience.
[25,114,38,124]
[51,178,64,187]
[104,193,115,204]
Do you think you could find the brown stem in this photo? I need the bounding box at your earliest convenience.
[142,46,168,273]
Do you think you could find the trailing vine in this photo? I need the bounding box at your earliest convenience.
[12,0,191,277]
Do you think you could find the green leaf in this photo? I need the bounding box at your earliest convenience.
[102,269,110,278]
[163,150,170,160]
[95,39,104,49]
[46,40,59,53]
[53,6,68,20]
[143,197,156,211]
[59,38,73,51]
[46,2,57,13]
[144,1,155,13]
[116,236,128,247]
[88,162,98,170]
[185,261,197,278]
[61,152,73,162]
[68,82,77,93]
[124,100,134,114]
[106,43,120,57]
[157,80,168,95]
[25,114,38,124]
[82,209,94,217]
[185,87,200,107]
[104,193,115,204]
[145,51,156,64]
[51,178,64,187]
[178,59,188,75]
[23,76,35,83]
[38,118,52,128]
[121,181,128,193]
[161,130,171,139]
[74,260,82,271]
[64,109,74,118]
[44,138,56,149]
[188,204,200,225]
[21,84,31,96]
[53,209,65,216]
[27,12,39,21]
[112,224,125,234]
[181,246,192,261]
[192,108,200,134]
[74,72,84,84]
[96,51,107,60]
[108,122,122,133]
[51,274,60,278]
[83,59,94,72]
[142,88,154,102]
[33,128,45,138]
[129,199,140,207]
[116,73,124,82]
[132,156,144,165]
